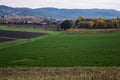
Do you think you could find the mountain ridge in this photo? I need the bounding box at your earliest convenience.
[0,5,120,19]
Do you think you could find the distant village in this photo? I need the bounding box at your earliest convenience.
[0,15,120,31]
[0,15,64,30]
[0,15,59,25]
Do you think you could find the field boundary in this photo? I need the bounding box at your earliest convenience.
[65,28,120,34]
[0,67,120,80]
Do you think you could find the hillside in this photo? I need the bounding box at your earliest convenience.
[0,5,120,19]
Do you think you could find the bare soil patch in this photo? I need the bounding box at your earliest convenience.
[0,38,16,43]
[65,28,120,34]
[0,30,47,39]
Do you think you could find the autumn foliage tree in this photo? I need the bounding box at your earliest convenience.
[75,16,120,29]
[78,16,84,21]
[96,17,107,28]
[112,19,120,28]
[75,16,84,26]
[86,21,95,28]
[77,21,87,28]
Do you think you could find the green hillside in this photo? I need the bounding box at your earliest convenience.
[0,26,120,67]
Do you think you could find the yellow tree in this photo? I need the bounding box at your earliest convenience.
[75,16,84,27]
[87,21,95,28]
[112,19,119,28]
[96,17,107,28]
[78,16,84,21]
[98,17,104,21]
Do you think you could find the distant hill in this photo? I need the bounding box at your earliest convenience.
[0,5,120,19]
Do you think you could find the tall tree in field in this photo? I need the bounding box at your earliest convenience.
[61,20,73,31]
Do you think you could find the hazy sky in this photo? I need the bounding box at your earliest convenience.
[0,0,120,11]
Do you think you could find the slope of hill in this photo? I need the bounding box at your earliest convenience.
[0,5,120,19]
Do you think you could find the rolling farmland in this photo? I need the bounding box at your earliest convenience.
[0,26,120,80]
[0,26,120,67]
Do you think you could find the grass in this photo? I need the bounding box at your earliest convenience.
[0,25,120,67]
[0,25,60,49]
[0,25,120,80]
[0,25,56,33]
[0,67,120,80]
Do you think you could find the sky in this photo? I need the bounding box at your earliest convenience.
[0,0,120,11]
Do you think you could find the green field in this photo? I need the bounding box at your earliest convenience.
[0,26,120,67]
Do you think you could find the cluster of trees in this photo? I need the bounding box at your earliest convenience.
[75,16,120,29]
[60,16,120,31]
[1,15,120,30]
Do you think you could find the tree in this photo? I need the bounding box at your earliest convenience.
[86,21,95,28]
[69,20,74,28]
[96,17,107,28]
[61,20,73,31]
[107,21,113,28]
[98,17,104,21]
[112,19,119,28]
[96,20,107,28]
[77,21,87,28]
[78,16,84,21]
[75,16,84,26]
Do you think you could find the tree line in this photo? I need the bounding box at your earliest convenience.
[61,16,120,30]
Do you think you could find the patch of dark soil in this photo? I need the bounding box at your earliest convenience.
[0,30,47,39]
[0,38,16,43]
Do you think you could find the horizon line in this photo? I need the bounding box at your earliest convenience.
[0,5,120,11]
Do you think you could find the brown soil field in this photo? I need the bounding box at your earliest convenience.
[0,30,47,39]
[0,67,120,80]
[65,28,120,34]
